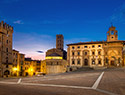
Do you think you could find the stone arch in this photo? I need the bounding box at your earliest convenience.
[83,50,90,56]
[110,56,116,66]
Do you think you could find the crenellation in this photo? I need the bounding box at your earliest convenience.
[0,21,13,31]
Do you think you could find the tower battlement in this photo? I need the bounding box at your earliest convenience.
[0,21,13,31]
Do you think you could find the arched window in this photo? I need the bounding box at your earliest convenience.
[98,59,101,65]
[72,60,75,65]
[92,59,95,65]
[106,58,108,63]
[77,59,80,65]
[111,31,114,35]
[85,52,87,55]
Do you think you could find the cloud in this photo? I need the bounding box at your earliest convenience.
[37,51,44,53]
[110,2,125,24]
[13,32,55,60]
[13,20,24,24]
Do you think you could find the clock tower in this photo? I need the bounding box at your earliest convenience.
[107,25,118,42]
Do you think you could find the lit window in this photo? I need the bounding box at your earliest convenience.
[92,60,95,65]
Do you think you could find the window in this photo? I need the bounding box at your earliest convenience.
[77,60,80,65]
[85,52,87,55]
[6,48,8,52]
[78,52,80,56]
[98,45,101,47]
[92,60,95,65]
[21,66,23,70]
[98,51,101,55]
[6,65,8,68]
[72,52,75,56]
[6,59,8,63]
[77,46,80,49]
[92,45,95,48]
[21,61,23,65]
[51,62,53,65]
[72,47,75,49]
[72,60,75,65]
[106,58,108,63]
[111,31,114,35]
[84,46,88,48]
[98,60,101,65]
[92,51,95,55]
[116,32,118,35]
[118,58,120,63]
[7,40,8,44]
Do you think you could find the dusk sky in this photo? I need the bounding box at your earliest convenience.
[0,0,125,60]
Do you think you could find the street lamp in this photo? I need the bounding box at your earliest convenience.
[28,67,34,76]
[12,67,19,76]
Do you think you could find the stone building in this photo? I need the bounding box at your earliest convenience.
[0,21,13,77]
[46,53,67,74]
[67,26,125,70]
[46,34,67,74]
[12,49,25,76]
[24,58,46,76]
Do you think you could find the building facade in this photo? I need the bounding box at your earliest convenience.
[46,34,67,74]
[12,50,25,76]
[24,58,46,76]
[0,21,13,77]
[67,26,125,70]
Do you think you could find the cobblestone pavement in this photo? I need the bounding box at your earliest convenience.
[0,68,125,95]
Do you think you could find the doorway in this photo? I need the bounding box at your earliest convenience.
[84,59,88,66]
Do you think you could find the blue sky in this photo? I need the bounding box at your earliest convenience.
[0,0,125,60]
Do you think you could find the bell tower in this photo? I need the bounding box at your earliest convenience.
[56,34,64,50]
[107,25,118,42]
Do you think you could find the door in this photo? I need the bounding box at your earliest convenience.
[84,59,88,66]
